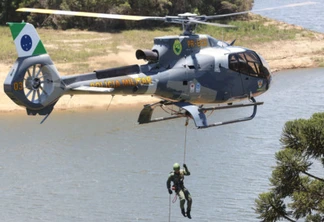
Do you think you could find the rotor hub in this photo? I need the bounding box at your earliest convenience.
[32,77,41,89]
[25,76,41,90]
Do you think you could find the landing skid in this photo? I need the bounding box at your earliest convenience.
[137,101,184,124]
[137,98,263,128]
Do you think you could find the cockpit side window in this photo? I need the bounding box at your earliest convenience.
[229,54,239,72]
[228,51,269,77]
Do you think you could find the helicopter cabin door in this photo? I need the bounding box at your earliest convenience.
[185,53,218,102]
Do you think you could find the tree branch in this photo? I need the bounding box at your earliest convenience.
[270,203,296,222]
[302,171,324,183]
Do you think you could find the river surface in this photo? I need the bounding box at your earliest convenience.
[1,1,324,221]
[1,68,324,221]
[253,0,324,33]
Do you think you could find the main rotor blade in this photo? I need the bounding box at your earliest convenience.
[17,8,165,21]
[206,1,318,19]
[191,20,236,28]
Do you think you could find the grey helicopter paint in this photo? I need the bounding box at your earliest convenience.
[3,2,316,128]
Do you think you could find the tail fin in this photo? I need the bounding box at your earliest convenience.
[7,22,47,58]
[4,22,65,118]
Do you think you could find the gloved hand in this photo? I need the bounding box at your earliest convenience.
[183,164,187,168]
[168,188,172,195]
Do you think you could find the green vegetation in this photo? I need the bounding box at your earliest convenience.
[255,113,324,221]
[197,15,308,46]
[313,47,324,67]
[0,0,253,29]
[0,25,16,62]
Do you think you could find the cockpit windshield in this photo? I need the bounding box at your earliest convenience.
[228,51,270,77]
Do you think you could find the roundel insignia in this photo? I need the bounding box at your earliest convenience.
[173,39,182,55]
[20,35,32,52]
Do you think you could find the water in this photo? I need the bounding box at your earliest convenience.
[1,68,324,221]
[253,0,324,33]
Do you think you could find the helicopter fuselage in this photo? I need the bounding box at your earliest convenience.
[63,34,271,105]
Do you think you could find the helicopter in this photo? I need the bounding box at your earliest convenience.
[3,2,316,128]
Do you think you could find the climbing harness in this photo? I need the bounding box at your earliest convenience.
[172,193,178,203]
[171,186,178,203]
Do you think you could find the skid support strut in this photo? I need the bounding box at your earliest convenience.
[197,97,263,128]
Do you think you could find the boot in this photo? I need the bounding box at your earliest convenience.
[186,210,191,219]
[181,209,186,217]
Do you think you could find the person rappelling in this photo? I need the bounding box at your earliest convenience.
[167,163,192,219]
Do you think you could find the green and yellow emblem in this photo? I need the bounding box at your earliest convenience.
[173,39,182,55]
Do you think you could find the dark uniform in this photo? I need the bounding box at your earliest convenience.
[167,163,192,219]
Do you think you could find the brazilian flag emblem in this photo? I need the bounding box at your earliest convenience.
[173,39,182,55]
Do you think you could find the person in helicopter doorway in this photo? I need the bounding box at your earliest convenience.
[167,163,192,219]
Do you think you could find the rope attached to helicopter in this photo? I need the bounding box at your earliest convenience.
[183,117,189,164]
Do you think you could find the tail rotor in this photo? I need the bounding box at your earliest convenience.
[24,64,52,104]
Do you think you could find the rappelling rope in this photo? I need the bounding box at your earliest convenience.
[169,192,178,222]
[183,117,189,164]
[168,194,171,222]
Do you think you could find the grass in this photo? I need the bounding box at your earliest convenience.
[41,26,181,64]
[0,26,16,62]
[197,15,314,47]
[313,47,324,67]
[316,58,324,67]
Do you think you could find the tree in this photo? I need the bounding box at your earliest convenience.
[0,0,25,25]
[255,113,324,221]
[12,0,253,30]
[197,0,253,16]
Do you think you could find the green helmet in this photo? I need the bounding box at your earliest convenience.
[173,163,180,171]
